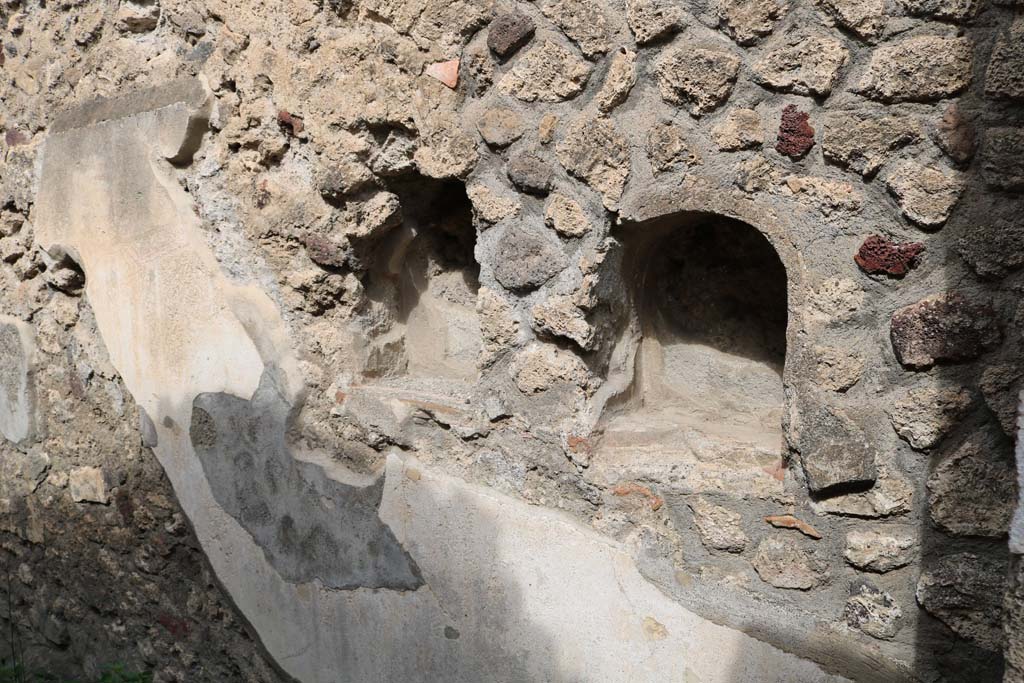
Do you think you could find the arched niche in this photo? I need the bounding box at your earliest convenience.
[599,211,789,470]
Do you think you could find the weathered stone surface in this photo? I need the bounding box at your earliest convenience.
[932,103,975,165]
[625,0,684,44]
[776,105,815,159]
[812,465,913,518]
[476,108,523,148]
[783,175,862,214]
[477,287,520,365]
[888,386,972,450]
[713,108,763,151]
[487,11,535,58]
[507,153,554,196]
[647,121,702,171]
[596,47,637,113]
[884,161,964,229]
[315,155,374,201]
[467,183,521,224]
[917,553,1006,651]
[845,584,902,639]
[717,0,787,45]
[980,128,1024,192]
[531,296,595,349]
[985,17,1024,100]
[544,193,592,237]
[856,36,972,103]
[0,317,35,444]
[895,0,979,20]
[980,362,1024,436]
[927,438,1015,537]
[751,33,848,97]
[822,111,920,177]
[540,0,609,58]
[512,343,589,393]
[499,40,591,102]
[752,537,826,590]
[493,223,568,291]
[957,210,1024,279]
[69,466,108,504]
[818,0,885,42]
[688,497,748,552]
[844,529,915,572]
[890,292,1001,369]
[793,404,876,493]
[116,0,160,33]
[813,346,864,392]
[556,115,630,208]
[654,46,741,116]
[854,235,924,277]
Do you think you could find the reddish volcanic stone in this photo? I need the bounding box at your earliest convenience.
[890,292,1001,369]
[855,234,925,277]
[776,104,814,158]
[277,110,304,136]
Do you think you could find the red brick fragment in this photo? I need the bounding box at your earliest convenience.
[854,234,925,277]
[277,109,304,136]
[776,104,814,159]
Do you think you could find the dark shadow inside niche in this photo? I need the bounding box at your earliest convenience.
[601,212,788,455]
[359,177,482,383]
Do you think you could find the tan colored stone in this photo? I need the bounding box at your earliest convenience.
[986,17,1024,100]
[856,36,973,103]
[476,108,524,148]
[712,108,763,151]
[467,183,521,224]
[647,121,702,172]
[531,296,595,349]
[717,0,788,45]
[752,537,826,590]
[688,497,748,553]
[545,193,593,238]
[751,33,849,97]
[821,111,921,177]
[884,161,964,229]
[477,287,521,366]
[69,466,108,504]
[818,0,885,42]
[654,46,741,116]
[626,0,684,44]
[512,343,590,394]
[927,438,1015,537]
[498,41,591,103]
[844,529,916,572]
[556,115,630,209]
[813,346,863,392]
[540,0,610,58]
[596,47,637,113]
[887,386,972,450]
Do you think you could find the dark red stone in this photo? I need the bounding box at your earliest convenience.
[277,109,304,136]
[776,104,814,159]
[890,292,1001,369]
[854,234,925,277]
[303,233,347,269]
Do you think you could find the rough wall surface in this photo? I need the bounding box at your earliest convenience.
[1,0,1022,681]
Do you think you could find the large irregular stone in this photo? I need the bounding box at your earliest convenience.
[0,317,35,444]
[688,497,748,553]
[783,175,862,214]
[540,0,609,58]
[654,46,741,116]
[980,127,1024,192]
[856,36,973,103]
[751,33,849,97]
[625,0,684,44]
[844,529,916,572]
[467,183,521,224]
[498,40,591,102]
[845,584,902,639]
[512,343,589,393]
[890,292,1001,369]
[476,107,523,148]
[985,17,1024,100]
[927,438,1015,537]
[596,47,637,113]
[544,193,593,238]
[956,203,1024,279]
[854,235,924,277]
[917,553,1007,651]
[488,11,535,59]
[647,121,702,171]
[776,105,815,159]
[932,102,975,165]
[493,223,568,291]
[477,287,521,365]
[712,108,763,151]
[884,161,964,229]
[895,0,979,20]
[980,362,1024,436]
[69,466,109,504]
[531,296,595,349]
[822,111,920,177]
[812,465,913,518]
[752,537,826,590]
[556,115,630,209]
[793,404,877,493]
[813,346,864,392]
[818,0,885,42]
[716,0,787,45]
[887,386,972,450]
[507,152,554,196]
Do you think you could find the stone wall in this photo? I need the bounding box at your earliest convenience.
[1,0,1022,681]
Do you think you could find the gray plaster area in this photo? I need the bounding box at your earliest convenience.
[191,367,422,590]
[0,316,36,445]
